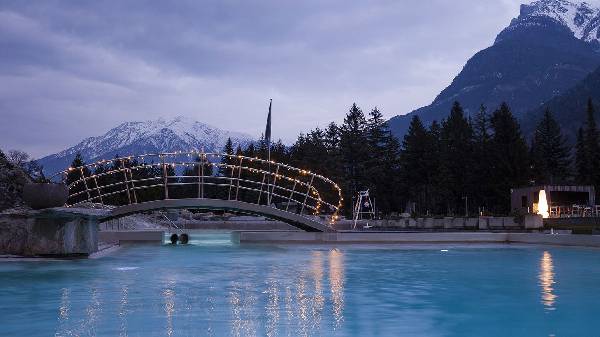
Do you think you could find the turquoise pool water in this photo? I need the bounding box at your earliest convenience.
[1,233,600,336]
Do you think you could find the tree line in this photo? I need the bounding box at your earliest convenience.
[62,98,600,217]
[284,99,600,216]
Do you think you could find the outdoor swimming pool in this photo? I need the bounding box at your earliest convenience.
[1,232,600,336]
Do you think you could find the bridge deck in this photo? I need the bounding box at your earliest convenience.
[107,199,332,232]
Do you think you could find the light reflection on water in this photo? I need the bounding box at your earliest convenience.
[163,279,176,337]
[119,285,128,337]
[329,248,345,328]
[539,251,557,310]
[265,268,279,337]
[4,237,600,336]
[229,279,259,336]
[56,288,70,336]
[226,249,339,337]
[310,251,325,332]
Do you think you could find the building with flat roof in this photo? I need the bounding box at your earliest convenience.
[511,185,596,218]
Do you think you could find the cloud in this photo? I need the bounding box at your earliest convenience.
[0,0,523,158]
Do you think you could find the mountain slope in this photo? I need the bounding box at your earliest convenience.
[389,0,600,138]
[37,116,254,175]
[523,64,600,141]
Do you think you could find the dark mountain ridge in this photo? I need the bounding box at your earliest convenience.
[523,64,600,142]
[389,0,600,138]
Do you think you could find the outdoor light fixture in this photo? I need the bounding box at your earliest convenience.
[538,190,549,219]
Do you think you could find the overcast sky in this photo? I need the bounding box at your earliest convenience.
[0,0,531,158]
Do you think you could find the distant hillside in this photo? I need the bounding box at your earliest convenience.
[523,65,600,141]
[389,0,600,138]
[36,116,254,175]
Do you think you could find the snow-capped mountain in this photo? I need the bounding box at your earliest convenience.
[37,116,254,175]
[502,0,600,44]
[389,0,600,139]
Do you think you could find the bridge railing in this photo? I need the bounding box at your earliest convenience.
[51,152,343,224]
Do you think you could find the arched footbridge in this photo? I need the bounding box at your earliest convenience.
[52,152,343,232]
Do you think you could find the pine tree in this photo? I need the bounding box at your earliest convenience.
[224,138,234,155]
[66,152,91,204]
[530,109,571,185]
[219,138,235,177]
[365,107,400,214]
[339,103,371,214]
[289,130,323,170]
[575,127,588,183]
[257,134,269,159]
[323,122,343,181]
[237,143,258,202]
[399,116,431,214]
[244,143,256,158]
[489,103,530,214]
[66,153,90,184]
[367,107,387,149]
[214,139,236,199]
[575,98,600,187]
[472,105,490,147]
[470,105,492,213]
[425,120,442,214]
[325,122,341,150]
[438,102,474,215]
[270,140,287,163]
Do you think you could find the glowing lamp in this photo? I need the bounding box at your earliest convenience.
[538,190,549,218]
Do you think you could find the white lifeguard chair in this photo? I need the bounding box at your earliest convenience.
[353,190,376,229]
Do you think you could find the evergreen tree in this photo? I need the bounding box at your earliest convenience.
[339,103,371,214]
[425,120,442,214]
[244,143,256,158]
[271,140,287,163]
[472,105,490,146]
[399,116,431,214]
[530,109,571,185]
[224,138,235,155]
[104,155,135,204]
[575,98,600,187]
[438,102,474,215]
[323,122,343,181]
[488,103,530,214]
[66,152,89,183]
[366,107,387,149]
[215,139,236,199]
[227,145,244,201]
[325,122,341,150]
[291,129,330,172]
[470,105,492,213]
[129,158,162,203]
[366,107,400,214]
[66,152,91,204]
[237,143,258,203]
[257,134,269,159]
[219,138,235,177]
[575,127,588,183]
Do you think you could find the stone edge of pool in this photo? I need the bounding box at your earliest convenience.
[99,230,600,248]
[231,231,600,248]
